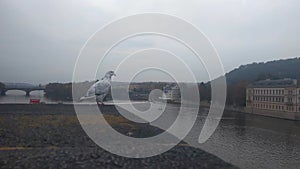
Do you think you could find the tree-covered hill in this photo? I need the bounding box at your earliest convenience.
[225,57,300,84]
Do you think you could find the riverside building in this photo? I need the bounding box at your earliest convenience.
[245,78,300,120]
[162,83,181,103]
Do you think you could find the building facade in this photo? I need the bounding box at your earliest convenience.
[162,83,181,102]
[246,79,300,120]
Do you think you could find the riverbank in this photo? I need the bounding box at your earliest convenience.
[0,104,237,169]
[200,102,300,121]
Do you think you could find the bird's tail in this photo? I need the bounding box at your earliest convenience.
[79,95,96,102]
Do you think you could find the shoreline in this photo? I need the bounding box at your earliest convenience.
[200,103,300,121]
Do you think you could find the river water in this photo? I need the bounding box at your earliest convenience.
[194,109,299,169]
[0,92,299,169]
[133,102,300,169]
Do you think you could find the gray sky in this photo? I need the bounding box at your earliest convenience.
[1,0,300,84]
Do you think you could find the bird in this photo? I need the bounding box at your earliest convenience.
[80,71,116,105]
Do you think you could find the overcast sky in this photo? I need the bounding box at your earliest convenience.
[1,0,300,84]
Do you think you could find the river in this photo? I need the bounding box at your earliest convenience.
[132,102,300,169]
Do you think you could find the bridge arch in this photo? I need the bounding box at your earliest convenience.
[1,83,45,96]
[1,89,45,96]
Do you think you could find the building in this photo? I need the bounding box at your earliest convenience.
[245,78,300,120]
[162,83,181,103]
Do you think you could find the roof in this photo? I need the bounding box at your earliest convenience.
[248,78,300,88]
[163,83,179,91]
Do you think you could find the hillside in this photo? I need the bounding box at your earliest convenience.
[225,57,300,84]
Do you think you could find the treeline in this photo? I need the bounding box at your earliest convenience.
[198,81,249,107]
[44,83,73,101]
[226,57,300,84]
[43,81,165,101]
[0,82,5,95]
[44,81,95,101]
[43,80,249,107]
[0,82,4,90]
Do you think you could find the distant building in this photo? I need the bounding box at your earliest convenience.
[162,83,180,103]
[245,78,300,120]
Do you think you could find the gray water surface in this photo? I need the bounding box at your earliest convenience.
[133,103,300,169]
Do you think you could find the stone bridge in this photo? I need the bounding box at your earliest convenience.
[0,83,45,96]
